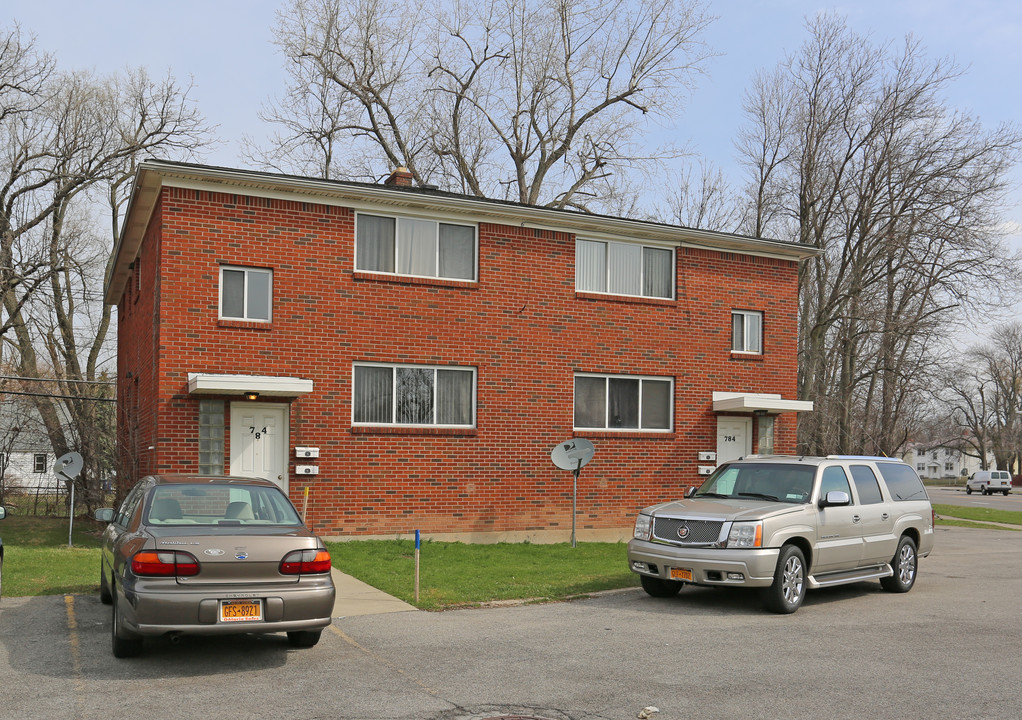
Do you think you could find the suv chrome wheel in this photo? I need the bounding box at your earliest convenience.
[762,545,806,614]
[881,536,917,593]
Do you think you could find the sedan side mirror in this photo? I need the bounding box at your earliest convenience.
[94,508,115,523]
[818,490,851,508]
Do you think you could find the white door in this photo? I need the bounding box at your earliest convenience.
[716,417,752,465]
[230,403,288,490]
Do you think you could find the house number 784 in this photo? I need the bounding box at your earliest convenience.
[250,426,268,439]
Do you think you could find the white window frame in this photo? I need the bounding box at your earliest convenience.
[573,373,674,432]
[575,238,675,300]
[219,265,273,322]
[731,310,763,354]
[352,362,477,428]
[355,212,478,282]
[33,453,47,473]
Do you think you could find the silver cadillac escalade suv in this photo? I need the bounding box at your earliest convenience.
[627,455,935,613]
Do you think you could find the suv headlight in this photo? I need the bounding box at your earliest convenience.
[633,514,652,541]
[727,521,763,548]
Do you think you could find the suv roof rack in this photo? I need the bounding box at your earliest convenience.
[825,455,902,462]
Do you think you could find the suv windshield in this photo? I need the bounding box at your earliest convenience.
[146,484,303,526]
[696,463,815,503]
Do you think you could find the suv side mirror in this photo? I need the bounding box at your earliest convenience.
[684,486,698,498]
[818,490,851,508]
[94,508,115,523]
[0,505,6,520]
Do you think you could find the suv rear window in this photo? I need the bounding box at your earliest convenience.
[876,463,929,502]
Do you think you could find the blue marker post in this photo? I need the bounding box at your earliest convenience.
[414,529,420,603]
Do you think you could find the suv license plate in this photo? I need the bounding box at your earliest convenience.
[669,567,693,581]
[220,599,263,623]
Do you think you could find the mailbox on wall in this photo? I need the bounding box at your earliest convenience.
[295,447,320,458]
[296,465,319,475]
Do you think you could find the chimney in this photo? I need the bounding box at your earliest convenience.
[384,166,414,187]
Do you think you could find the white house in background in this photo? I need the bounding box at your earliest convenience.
[899,442,989,481]
[0,406,64,494]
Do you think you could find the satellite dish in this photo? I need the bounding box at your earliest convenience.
[54,451,84,479]
[550,438,595,471]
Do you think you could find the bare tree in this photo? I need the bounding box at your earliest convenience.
[0,26,213,508]
[251,0,713,211]
[738,14,1022,455]
[660,160,744,232]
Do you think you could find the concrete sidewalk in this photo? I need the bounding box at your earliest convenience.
[330,567,417,618]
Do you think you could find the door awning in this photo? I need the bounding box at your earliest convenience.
[187,373,314,397]
[712,392,813,415]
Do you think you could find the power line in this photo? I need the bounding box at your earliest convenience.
[0,388,116,403]
[0,374,115,385]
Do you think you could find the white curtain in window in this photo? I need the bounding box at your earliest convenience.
[354,366,393,423]
[576,240,607,292]
[608,242,641,296]
[398,218,437,276]
[732,312,745,351]
[437,369,473,424]
[357,215,396,272]
[439,224,475,280]
[747,313,762,352]
[642,247,672,298]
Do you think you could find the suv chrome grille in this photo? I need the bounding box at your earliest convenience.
[652,517,724,546]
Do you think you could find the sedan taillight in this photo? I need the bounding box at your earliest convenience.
[279,549,332,575]
[131,551,200,577]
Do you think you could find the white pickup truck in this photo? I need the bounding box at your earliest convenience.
[966,470,1012,496]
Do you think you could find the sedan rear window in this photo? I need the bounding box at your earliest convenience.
[146,484,303,526]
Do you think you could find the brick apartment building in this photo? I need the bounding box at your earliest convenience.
[105,160,815,541]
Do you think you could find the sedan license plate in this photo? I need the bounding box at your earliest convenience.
[669,567,693,581]
[219,599,263,623]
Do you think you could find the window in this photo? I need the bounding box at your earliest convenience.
[356,213,476,281]
[198,400,225,475]
[220,266,272,321]
[575,239,673,299]
[731,310,762,353]
[33,453,47,473]
[574,374,672,431]
[876,462,929,502]
[819,466,852,500]
[353,363,475,427]
[945,462,954,472]
[849,465,884,504]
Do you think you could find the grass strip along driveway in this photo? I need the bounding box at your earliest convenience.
[3,506,1021,604]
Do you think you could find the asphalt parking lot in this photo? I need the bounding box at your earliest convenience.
[2,525,1020,720]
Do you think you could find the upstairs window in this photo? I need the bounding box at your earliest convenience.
[356,213,476,281]
[731,310,762,353]
[574,373,672,431]
[34,453,47,473]
[576,239,673,299]
[353,363,476,427]
[220,266,272,322]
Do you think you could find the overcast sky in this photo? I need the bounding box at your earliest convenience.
[7,0,1022,321]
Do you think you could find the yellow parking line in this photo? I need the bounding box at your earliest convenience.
[64,596,86,714]
[328,624,439,696]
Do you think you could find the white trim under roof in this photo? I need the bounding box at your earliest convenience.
[187,373,314,397]
[712,392,813,415]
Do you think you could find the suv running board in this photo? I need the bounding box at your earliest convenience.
[808,564,893,589]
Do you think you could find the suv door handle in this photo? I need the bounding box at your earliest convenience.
[882,513,890,520]
[852,514,861,523]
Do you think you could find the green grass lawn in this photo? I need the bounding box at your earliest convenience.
[0,515,104,597]
[325,539,637,610]
[933,503,1022,529]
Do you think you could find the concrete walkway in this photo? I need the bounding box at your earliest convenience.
[330,567,417,618]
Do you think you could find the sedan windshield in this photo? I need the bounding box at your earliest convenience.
[695,463,815,504]
[146,484,303,526]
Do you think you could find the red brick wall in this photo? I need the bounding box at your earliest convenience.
[116,186,801,536]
